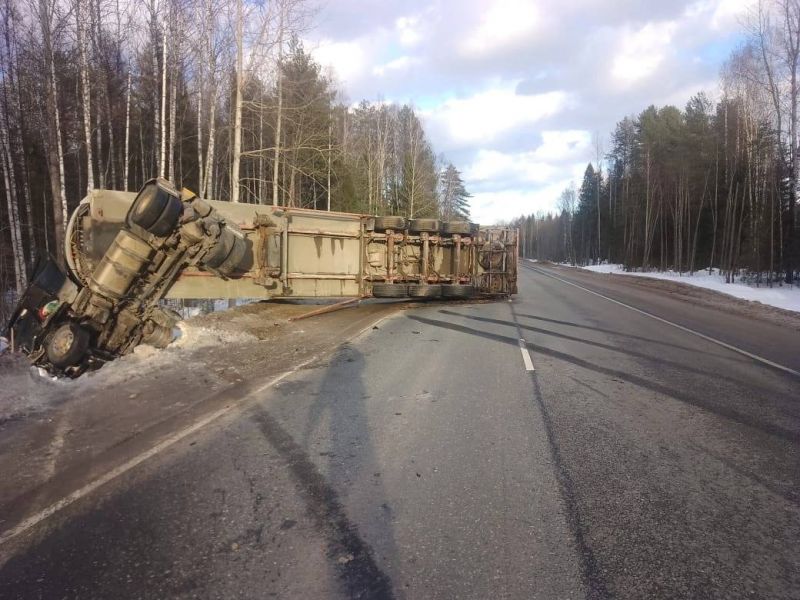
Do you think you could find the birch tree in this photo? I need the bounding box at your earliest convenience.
[76,0,94,194]
[36,0,68,264]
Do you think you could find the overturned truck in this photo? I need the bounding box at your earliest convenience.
[6,179,518,377]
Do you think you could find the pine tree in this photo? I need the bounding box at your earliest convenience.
[439,163,471,221]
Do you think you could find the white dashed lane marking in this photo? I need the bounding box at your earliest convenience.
[519,338,535,372]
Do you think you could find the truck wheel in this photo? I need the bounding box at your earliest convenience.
[130,184,182,236]
[46,322,90,369]
[441,221,472,235]
[147,195,183,237]
[441,284,475,299]
[408,218,440,233]
[408,284,442,298]
[372,283,409,298]
[374,216,406,232]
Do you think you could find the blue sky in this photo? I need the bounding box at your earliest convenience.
[306,0,750,224]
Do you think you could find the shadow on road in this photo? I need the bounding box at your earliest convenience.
[253,344,400,599]
[437,309,750,383]
[406,314,799,445]
[515,312,727,355]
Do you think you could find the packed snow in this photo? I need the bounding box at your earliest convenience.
[0,323,259,422]
[74,323,258,388]
[565,262,800,313]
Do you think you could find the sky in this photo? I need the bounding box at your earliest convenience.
[306,0,752,224]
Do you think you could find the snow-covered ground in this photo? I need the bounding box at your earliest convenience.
[73,323,259,388]
[0,323,259,423]
[566,262,800,313]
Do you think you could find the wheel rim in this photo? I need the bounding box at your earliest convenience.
[52,328,75,356]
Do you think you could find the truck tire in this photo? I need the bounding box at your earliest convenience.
[441,221,472,235]
[371,283,409,298]
[130,185,182,237]
[441,284,475,299]
[46,322,90,368]
[408,284,442,298]
[374,216,406,232]
[203,228,247,275]
[408,218,440,233]
[147,195,183,237]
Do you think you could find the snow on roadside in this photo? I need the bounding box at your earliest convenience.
[566,262,800,313]
[75,323,258,388]
[0,323,259,422]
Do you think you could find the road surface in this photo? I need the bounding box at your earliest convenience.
[1,263,798,599]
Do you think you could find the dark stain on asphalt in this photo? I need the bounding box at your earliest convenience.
[251,409,395,600]
[529,372,611,600]
[507,299,611,599]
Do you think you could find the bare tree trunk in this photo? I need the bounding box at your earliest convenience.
[159,24,167,178]
[168,66,177,182]
[203,88,216,198]
[230,0,243,202]
[196,84,203,193]
[39,0,68,264]
[168,8,178,182]
[124,71,131,190]
[327,106,331,211]
[709,144,719,273]
[77,0,94,194]
[258,85,264,202]
[1,4,34,265]
[778,0,800,282]
[272,5,285,206]
[91,0,114,189]
[148,1,159,178]
[0,110,26,292]
[139,116,146,186]
[643,150,652,269]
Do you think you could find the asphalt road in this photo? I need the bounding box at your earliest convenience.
[1,263,798,599]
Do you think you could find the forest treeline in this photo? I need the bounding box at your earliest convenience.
[515,0,800,284]
[0,0,471,301]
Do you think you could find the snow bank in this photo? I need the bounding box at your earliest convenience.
[0,322,260,422]
[75,323,258,388]
[575,263,800,313]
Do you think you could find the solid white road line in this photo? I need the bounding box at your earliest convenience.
[528,266,800,379]
[519,338,535,371]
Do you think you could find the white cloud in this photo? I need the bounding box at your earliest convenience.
[464,142,595,224]
[465,150,556,184]
[461,0,542,56]
[309,0,748,216]
[424,86,572,147]
[702,0,751,30]
[611,21,678,85]
[470,183,573,225]
[680,0,749,37]
[464,130,590,184]
[372,56,419,77]
[310,39,368,86]
[396,16,424,47]
[533,130,593,161]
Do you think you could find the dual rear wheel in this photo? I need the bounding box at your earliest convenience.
[372,217,477,237]
[371,283,475,299]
